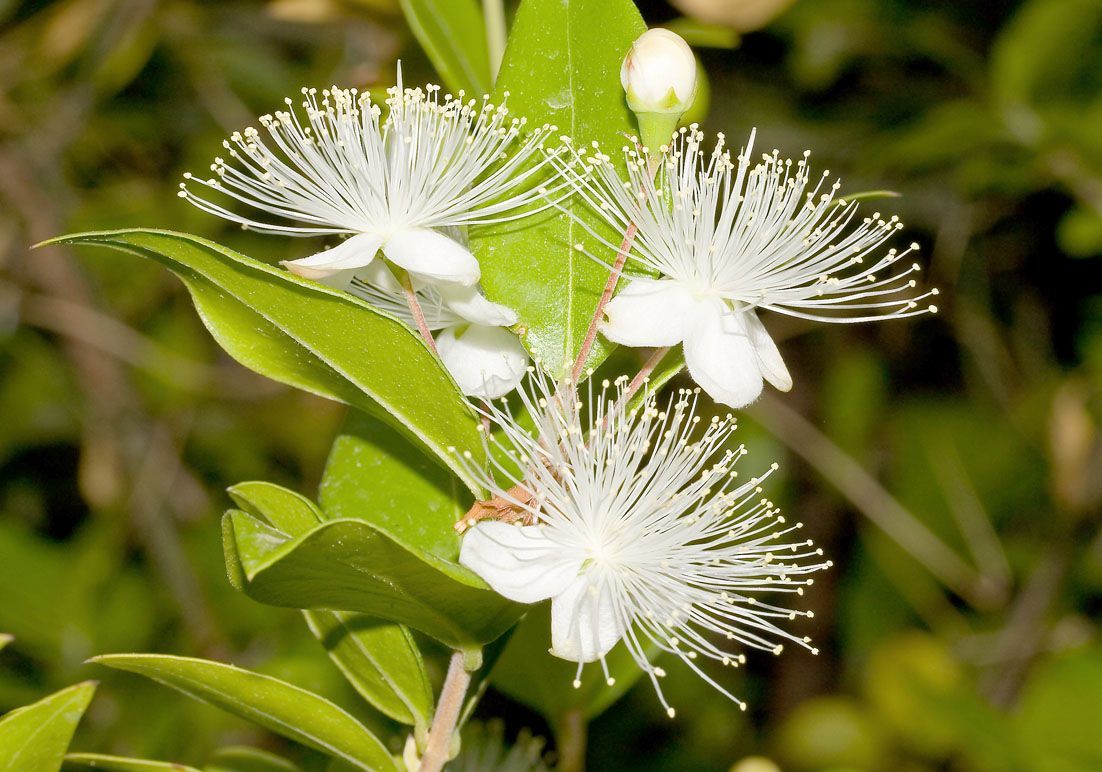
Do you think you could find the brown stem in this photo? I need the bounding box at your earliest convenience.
[623,346,671,403]
[556,708,588,772]
[570,151,659,383]
[398,270,438,353]
[570,222,637,383]
[420,651,473,772]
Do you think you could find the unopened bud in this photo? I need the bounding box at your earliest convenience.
[621,29,697,153]
[621,29,697,115]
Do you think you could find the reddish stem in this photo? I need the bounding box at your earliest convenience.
[623,345,671,403]
[570,222,637,383]
[398,271,438,353]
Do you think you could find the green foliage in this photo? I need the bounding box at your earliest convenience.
[223,511,522,650]
[47,230,485,493]
[473,0,646,374]
[64,753,202,771]
[398,0,493,95]
[203,746,304,772]
[3,0,1102,770]
[0,682,96,772]
[303,611,433,730]
[91,655,396,771]
[228,481,434,728]
[320,411,466,562]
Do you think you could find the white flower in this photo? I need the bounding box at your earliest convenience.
[350,262,528,399]
[179,68,564,288]
[621,29,697,115]
[556,128,939,408]
[454,373,829,715]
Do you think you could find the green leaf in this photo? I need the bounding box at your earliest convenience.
[47,229,484,492]
[64,753,202,771]
[224,511,522,650]
[228,481,325,536]
[490,604,649,722]
[304,611,433,729]
[226,480,436,726]
[399,0,492,95]
[91,655,395,772]
[0,682,97,772]
[320,411,466,562]
[204,746,303,772]
[473,0,646,374]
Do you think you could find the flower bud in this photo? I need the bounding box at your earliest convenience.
[620,29,697,116]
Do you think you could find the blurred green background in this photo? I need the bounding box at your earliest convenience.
[1,0,1101,769]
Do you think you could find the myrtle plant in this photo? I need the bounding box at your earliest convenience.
[3,0,935,770]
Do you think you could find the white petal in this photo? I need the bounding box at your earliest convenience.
[683,302,764,409]
[460,522,583,604]
[601,278,698,347]
[282,232,383,288]
[382,228,480,286]
[549,576,628,663]
[357,259,404,294]
[745,310,792,392]
[436,325,529,399]
[434,282,518,326]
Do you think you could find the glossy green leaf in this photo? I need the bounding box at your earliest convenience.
[228,481,325,537]
[320,410,466,562]
[47,229,484,492]
[472,0,646,374]
[490,604,649,722]
[399,0,492,95]
[226,480,436,726]
[304,611,433,729]
[91,655,395,772]
[204,746,302,772]
[224,511,521,650]
[64,753,202,771]
[0,682,97,772]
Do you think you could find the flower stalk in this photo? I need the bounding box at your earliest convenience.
[397,269,438,353]
[624,345,672,403]
[570,221,638,383]
[419,650,475,772]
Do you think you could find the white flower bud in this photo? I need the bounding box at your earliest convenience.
[620,29,697,115]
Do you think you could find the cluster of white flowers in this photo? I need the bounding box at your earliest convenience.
[183,31,934,714]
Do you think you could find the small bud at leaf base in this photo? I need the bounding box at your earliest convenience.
[621,29,697,153]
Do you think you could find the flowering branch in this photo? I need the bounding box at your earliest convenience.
[419,651,474,772]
